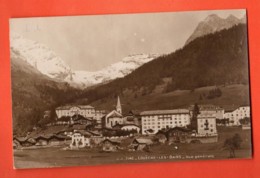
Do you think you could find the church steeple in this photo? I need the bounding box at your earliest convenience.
[116,96,122,114]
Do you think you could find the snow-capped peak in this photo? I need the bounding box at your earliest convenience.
[10,33,72,80]
[10,33,160,88]
[65,53,160,88]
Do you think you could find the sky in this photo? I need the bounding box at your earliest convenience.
[9,9,246,71]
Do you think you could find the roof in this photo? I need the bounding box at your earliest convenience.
[72,124,87,130]
[140,109,189,116]
[74,130,91,137]
[48,135,69,140]
[13,137,28,142]
[223,105,239,112]
[166,127,191,133]
[58,116,71,122]
[72,114,93,121]
[121,124,140,128]
[133,138,153,145]
[13,137,36,143]
[106,110,123,118]
[189,104,223,111]
[102,139,121,145]
[79,105,95,109]
[56,105,94,110]
[127,110,141,116]
[197,113,216,119]
[112,123,140,129]
[239,105,250,108]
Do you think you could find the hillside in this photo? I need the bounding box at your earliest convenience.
[86,84,250,114]
[11,49,82,135]
[76,24,249,109]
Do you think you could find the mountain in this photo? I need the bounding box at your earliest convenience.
[185,14,246,45]
[11,48,82,135]
[76,24,249,112]
[10,33,159,88]
[65,54,160,88]
[10,33,72,80]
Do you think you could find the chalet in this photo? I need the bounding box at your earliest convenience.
[34,135,70,146]
[155,131,167,144]
[101,127,118,137]
[140,109,191,135]
[35,136,49,146]
[101,139,120,152]
[55,116,72,125]
[72,114,94,125]
[166,127,192,144]
[131,138,153,151]
[48,135,69,146]
[124,110,141,126]
[13,138,21,149]
[101,96,124,128]
[13,137,30,148]
[70,131,90,149]
[13,137,36,147]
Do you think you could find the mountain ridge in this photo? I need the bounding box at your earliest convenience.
[10,33,160,88]
[185,14,246,45]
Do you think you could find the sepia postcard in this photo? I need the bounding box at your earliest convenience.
[10,9,252,169]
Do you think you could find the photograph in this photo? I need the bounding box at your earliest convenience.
[9,9,252,169]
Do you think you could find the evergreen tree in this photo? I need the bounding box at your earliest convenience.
[190,103,200,131]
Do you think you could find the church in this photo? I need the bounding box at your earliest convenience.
[101,96,124,128]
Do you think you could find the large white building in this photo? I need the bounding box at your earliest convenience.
[55,105,106,123]
[197,110,217,136]
[224,106,250,126]
[140,109,191,135]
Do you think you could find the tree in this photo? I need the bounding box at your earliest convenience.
[223,133,242,158]
[190,103,200,131]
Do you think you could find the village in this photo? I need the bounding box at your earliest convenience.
[13,96,251,154]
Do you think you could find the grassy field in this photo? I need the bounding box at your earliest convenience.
[14,126,252,169]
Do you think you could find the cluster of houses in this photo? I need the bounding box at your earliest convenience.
[13,96,251,152]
